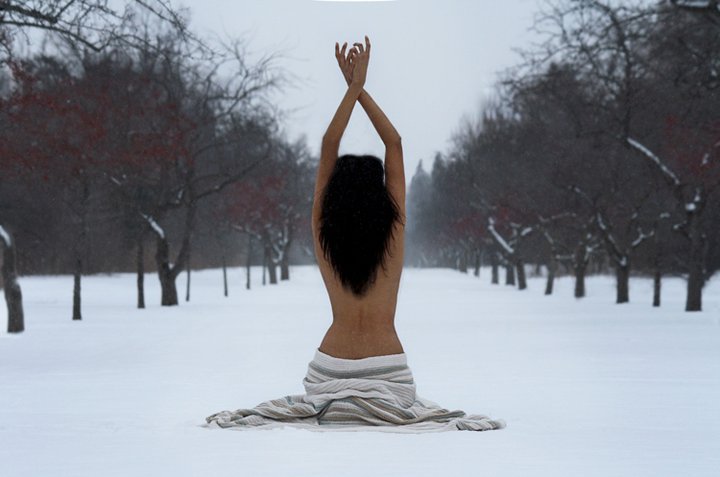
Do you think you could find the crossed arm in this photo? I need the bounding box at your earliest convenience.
[313,37,406,224]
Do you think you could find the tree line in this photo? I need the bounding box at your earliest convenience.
[407,0,720,312]
[0,1,317,333]
[4,0,718,336]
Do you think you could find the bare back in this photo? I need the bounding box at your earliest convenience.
[314,215,405,359]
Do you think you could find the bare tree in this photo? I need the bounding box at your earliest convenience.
[524,0,720,310]
[0,0,190,326]
[103,32,282,306]
[0,0,190,57]
[0,224,23,332]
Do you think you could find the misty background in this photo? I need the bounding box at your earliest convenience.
[1,0,719,333]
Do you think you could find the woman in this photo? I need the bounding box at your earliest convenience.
[314,36,406,360]
[205,37,505,432]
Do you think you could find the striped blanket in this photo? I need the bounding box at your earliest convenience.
[204,349,506,433]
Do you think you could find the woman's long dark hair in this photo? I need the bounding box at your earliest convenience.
[319,154,403,297]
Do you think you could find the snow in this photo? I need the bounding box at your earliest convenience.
[626,137,682,186]
[0,224,11,247]
[140,213,165,239]
[1,266,719,477]
[674,0,714,9]
[631,229,654,249]
[488,217,515,254]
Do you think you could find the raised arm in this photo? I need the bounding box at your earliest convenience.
[358,88,405,222]
[344,38,405,221]
[313,81,362,205]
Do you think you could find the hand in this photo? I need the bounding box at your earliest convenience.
[334,35,370,88]
[334,41,353,86]
[348,35,370,88]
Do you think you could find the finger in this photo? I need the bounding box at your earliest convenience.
[337,45,346,64]
[353,42,364,53]
[335,42,339,57]
[365,35,370,54]
[340,42,348,57]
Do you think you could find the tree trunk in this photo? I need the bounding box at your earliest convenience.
[1,228,24,333]
[185,249,191,302]
[280,234,292,280]
[473,249,480,277]
[154,203,194,307]
[574,266,586,298]
[72,179,89,321]
[155,235,178,306]
[545,257,556,296]
[72,257,82,320]
[516,259,527,290]
[268,255,278,284]
[246,234,252,290]
[615,259,630,304]
[280,257,290,280]
[222,253,228,297]
[280,258,290,280]
[652,226,662,308]
[686,260,703,311]
[458,250,468,273]
[265,238,278,284]
[574,261,586,298]
[505,263,515,286]
[534,262,542,276]
[686,214,704,311]
[491,252,499,284]
[136,237,145,309]
[262,245,267,285]
[573,241,587,298]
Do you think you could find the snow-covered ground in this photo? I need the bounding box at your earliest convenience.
[1,266,719,477]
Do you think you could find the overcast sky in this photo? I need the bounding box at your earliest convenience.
[178,0,541,184]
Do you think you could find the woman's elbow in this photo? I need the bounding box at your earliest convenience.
[386,135,402,147]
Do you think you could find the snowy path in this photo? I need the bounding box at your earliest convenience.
[1,266,719,477]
